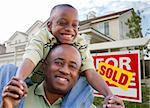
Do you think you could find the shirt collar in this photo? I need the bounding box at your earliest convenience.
[34,82,63,105]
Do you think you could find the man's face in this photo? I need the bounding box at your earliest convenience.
[43,44,81,95]
[48,7,78,44]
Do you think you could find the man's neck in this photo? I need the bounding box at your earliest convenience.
[43,83,63,104]
[45,91,62,104]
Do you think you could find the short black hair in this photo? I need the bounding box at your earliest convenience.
[50,4,77,18]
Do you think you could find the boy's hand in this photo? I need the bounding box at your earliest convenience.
[1,77,28,108]
[103,95,125,108]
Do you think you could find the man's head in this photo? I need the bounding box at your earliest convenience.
[47,4,79,44]
[43,44,82,96]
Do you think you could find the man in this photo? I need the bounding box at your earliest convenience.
[1,44,125,108]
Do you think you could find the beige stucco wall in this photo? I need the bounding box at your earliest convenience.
[0,51,24,67]
[6,33,27,53]
[119,10,132,40]
[109,19,120,40]
[92,18,120,40]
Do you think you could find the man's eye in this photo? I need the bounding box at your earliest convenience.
[69,64,77,70]
[55,61,63,66]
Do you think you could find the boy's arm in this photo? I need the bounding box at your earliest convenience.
[16,58,35,80]
[85,69,113,97]
[75,36,112,96]
[103,95,125,108]
[16,28,50,80]
[85,70,125,108]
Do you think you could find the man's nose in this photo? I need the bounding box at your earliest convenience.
[59,64,70,75]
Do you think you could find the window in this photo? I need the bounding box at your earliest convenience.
[104,22,109,35]
[99,22,109,36]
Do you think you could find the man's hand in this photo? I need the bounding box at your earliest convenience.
[1,77,28,108]
[103,95,125,108]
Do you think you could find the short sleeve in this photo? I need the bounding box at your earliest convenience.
[74,36,95,73]
[23,28,53,66]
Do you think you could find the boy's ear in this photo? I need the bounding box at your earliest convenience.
[47,21,52,32]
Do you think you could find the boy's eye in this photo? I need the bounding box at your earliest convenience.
[57,20,67,26]
[72,24,78,29]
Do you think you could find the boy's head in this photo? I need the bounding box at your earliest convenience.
[47,4,79,44]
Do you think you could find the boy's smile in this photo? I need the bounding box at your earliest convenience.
[58,33,75,43]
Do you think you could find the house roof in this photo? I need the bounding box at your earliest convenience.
[79,8,133,25]
[79,27,115,42]
[89,37,150,50]
[40,17,50,28]
[6,31,28,43]
[25,20,43,34]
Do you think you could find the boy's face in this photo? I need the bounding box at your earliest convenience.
[48,7,78,44]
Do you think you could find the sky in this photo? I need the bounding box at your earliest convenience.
[0,0,150,44]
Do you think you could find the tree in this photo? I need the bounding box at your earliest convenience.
[125,10,143,38]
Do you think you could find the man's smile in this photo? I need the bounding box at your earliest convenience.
[55,75,70,84]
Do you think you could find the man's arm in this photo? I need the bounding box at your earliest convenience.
[1,77,28,108]
[1,97,18,108]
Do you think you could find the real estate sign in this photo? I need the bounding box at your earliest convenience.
[92,50,142,102]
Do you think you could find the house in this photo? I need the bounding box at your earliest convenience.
[0,20,43,66]
[5,20,43,53]
[0,8,145,66]
[79,8,134,44]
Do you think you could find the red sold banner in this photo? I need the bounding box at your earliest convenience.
[92,50,142,102]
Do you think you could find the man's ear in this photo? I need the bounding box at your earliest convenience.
[47,21,52,32]
[41,60,48,73]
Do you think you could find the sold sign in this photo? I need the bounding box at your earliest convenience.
[92,50,142,102]
[98,62,134,90]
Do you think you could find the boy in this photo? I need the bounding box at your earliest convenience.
[16,4,113,97]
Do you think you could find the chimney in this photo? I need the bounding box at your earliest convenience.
[0,44,6,54]
[87,11,96,19]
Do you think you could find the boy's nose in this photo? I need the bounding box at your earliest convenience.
[64,25,74,32]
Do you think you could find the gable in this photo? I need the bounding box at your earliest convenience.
[6,31,28,45]
[25,20,43,36]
